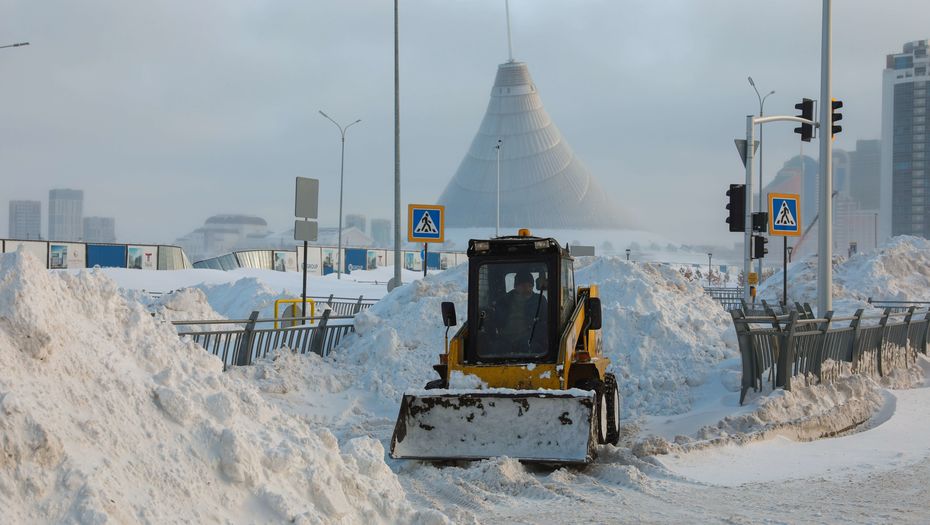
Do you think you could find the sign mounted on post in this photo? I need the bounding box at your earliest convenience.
[408,204,444,243]
[768,193,801,236]
[295,177,319,219]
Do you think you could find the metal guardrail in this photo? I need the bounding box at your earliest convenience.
[704,286,811,318]
[174,309,358,369]
[307,294,377,316]
[732,306,930,405]
[867,297,930,313]
[705,287,742,311]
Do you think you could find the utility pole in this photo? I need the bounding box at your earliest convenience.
[748,77,774,283]
[817,0,833,315]
[392,0,402,291]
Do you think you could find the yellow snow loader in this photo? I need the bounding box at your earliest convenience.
[390,230,619,464]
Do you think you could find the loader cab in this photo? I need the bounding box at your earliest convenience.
[465,234,575,364]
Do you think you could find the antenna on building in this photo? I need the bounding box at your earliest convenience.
[505,0,514,63]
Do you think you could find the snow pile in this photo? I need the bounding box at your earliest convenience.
[759,235,930,310]
[194,277,288,320]
[0,251,445,524]
[576,258,737,416]
[321,265,470,401]
[254,257,737,421]
[636,357,927,458]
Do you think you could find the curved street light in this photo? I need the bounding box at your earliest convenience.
[0,42,29,50]
[319,110,361,280]
[748,76,774,280]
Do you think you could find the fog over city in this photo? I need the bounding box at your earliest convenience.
[2,0,929,246]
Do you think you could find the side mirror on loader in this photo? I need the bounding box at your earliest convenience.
[441,301,457,327]
[587,297,602,330]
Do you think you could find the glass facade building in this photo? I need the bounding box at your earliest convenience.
[882,40,930,239]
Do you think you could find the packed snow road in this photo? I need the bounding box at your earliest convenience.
[402,380,930,524]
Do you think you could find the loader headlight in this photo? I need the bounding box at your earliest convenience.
[473,241,490,253]
[534,240,549,250]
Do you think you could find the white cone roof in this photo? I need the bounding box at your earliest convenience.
[438,61,627,229]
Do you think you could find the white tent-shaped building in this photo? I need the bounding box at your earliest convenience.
[438,60,628,230]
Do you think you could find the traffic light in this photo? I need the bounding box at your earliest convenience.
[831,99,843,137]
[794,98,814,142]
[726,184,746,232]
[751,235,769,259]
[752,212,769,233]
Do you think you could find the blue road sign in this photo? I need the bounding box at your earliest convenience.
[768,193,801,236]
[408,204,445,243]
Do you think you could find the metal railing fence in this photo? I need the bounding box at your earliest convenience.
[173,309,357,369]
[705,287,742,311]
[732,306,929,404]
[867,297,930,313]
[306,294,377,316]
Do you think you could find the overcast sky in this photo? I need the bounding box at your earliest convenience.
[2,1,929,246]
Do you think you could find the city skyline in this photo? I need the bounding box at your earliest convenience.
[2,1,929,247]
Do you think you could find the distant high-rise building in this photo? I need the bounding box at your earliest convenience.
[345,214,366,233]
[8,200,41,240]
[83,217,116,243]
[48,189,84,241]
[850,139,881,210]
[881,40,930,240]
[371,218,391,247]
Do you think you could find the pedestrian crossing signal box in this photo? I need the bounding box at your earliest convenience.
[408,204,445,243]
[767,193,801,237]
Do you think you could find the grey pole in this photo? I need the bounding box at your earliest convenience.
[496,139,502,237]
[393,0,402,290]
[707,252,712,287]
[0,42,29,50]
[319,111,361,280]
[744,115,755,303]
[817,0,833,315]
[748,77,775,283]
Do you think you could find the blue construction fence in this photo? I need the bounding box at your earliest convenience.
[1,239,192,270]
[193,246,466,276]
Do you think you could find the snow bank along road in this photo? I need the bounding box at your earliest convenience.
[4,238,930,523]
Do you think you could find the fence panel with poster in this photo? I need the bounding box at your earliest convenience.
[1,239,191,270]
[2,240,49,263]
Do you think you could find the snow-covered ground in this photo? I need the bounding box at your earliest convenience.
[3,237,930,523]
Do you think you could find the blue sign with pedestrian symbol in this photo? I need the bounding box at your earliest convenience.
[768,193,801,236]
[408,204,445,243]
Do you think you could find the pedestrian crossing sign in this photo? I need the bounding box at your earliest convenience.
[408,204,445,243]
[768,193,801,236]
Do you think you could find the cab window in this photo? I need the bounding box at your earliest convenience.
[475,261,549,360]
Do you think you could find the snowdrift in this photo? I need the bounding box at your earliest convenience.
[0,251,444,524]
[575,259,737,415]
[265,257,737,421]
[759,235,930,310]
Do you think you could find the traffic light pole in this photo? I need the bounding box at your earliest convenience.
[742,114,818,303]
[743,116,754,303]
[817,0,833,316]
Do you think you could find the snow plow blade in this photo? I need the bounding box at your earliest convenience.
[390,390,597,464]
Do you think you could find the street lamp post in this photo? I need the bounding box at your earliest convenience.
[707,253,713,287]
[625,248,631,261]
[0,42,29,50]
[319,111,361,280]
[748,76,774,283]
[495,139,502,237]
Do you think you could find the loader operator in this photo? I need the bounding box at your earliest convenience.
[496,271,548,356]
